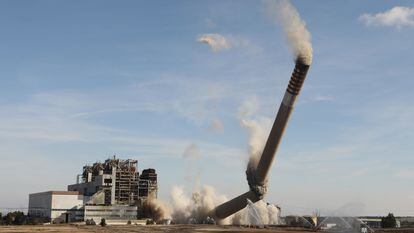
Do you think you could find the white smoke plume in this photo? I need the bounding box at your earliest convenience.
[182,143,202,192]
[168,185,280,225]
[143,196,172,222]
[266,0,313,65]
[197,33,231,52]
[170,185,232,224]
[238,96,272,171]
[233,200,281,225]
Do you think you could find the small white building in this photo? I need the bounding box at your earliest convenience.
[28,191,84,223]
[28,190,138,224]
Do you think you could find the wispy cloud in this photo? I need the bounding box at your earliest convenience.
[197,33,252,52]
[182,143,201,159]
[0,83,247,207]
[313,95,335,102]
[360,6,414,29]
[209,118,224,133]
[197,33,231,52]
[395,170,414,179]
[276,94,414,179]
[0,83,246,158]
[298,94,335,105]
[204,18,216,28]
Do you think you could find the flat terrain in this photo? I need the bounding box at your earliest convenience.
[0,225,413,233]
[0,225,313,233]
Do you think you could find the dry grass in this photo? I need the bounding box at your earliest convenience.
[2,225,412,233]
[0,225,312,233]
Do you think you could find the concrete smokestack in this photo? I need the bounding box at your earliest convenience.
[214,191,260,220]
[212,57,310,220]
[254,58,310,184]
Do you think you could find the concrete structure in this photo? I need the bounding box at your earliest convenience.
[28,191,84,223]
[138,168,157,199]
[68,156,157,206]
[28,156,158,223]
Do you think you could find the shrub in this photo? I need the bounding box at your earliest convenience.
[100,218,107,227]
[85,219,96,225]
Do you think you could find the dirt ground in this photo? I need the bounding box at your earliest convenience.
[0,225,313,233]
[0,225,413,233]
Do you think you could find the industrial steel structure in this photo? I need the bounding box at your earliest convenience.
[29,156,158,223]
[68,156,157,206]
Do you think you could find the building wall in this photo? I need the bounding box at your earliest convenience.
[84,205,137,222]
[50,193,84,223]
[28,192,53,219]
[28,191,84,223]
[68,178,102,196]
[68,173,115,202]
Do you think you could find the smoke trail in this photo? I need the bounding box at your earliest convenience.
[266,0,313,65]
[240,117,272,171]
[238,97,272,180]
[182,143,203,195]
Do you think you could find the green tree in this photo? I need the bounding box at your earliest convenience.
[13,212,26,225]
[381,213,397,228]
[4,212,13,225]
[1,211,26,225]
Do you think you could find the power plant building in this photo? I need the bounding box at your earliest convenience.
[28,191,84,223]
[28,156,158,223]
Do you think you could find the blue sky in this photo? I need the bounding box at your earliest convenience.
[0,0,413,216]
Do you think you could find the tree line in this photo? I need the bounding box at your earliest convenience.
[0,211,48,225]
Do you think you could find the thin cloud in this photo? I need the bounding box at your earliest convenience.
[205,18,216,28]
[360,6,414,29]
[182,143,201,159]
[395,170,414,179]
[299,94,335,105]
[197,33,231,52]
[313,95,335,102]
[196,33,263,56]
[210,118,224,133]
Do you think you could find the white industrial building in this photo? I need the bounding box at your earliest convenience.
[28,190,138,223]
[28,191,84,223]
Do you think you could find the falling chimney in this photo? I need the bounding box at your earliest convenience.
[212,57,311,220]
